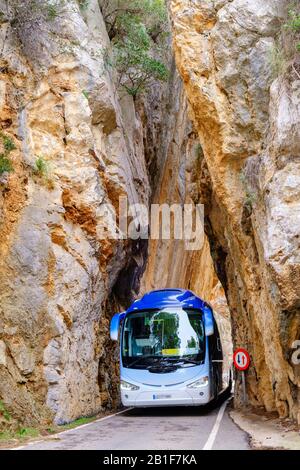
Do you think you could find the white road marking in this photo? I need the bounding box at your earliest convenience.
[202,399,229,450]
[12,408,133,450]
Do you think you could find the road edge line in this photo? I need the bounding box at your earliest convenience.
[12,407,133,450]
[202,399,229,450]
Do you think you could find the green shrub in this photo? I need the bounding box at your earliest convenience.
[285,9,300,32]
[77,0,89,10]
[16,427,39,438]
[101,0,167,37]
[102,0,169,97]
[2,134,16,152]
[268,45,287,77]
[47,4,59,20]
[34,156,49,176]
[33,156,55,190]
[0,427,40,442]
[0,400,11,421]
[113,26,169,96]
[284,8,300,52]
[0,431,12,441]
[0,154,13,175]
[60,416,96,430]
[0,132,15,176]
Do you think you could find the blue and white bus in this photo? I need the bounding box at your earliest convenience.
[110,289,231,407]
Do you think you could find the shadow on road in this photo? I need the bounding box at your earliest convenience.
[124,388,232,418]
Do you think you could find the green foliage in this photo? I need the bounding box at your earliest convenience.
[33,156,54,190]
[144,0,168,40]
[113,29,169,96]
[0,427,39,442]
[16,427,39,438]
[77,0,89,10]
[0,431,11,441]
[285,9,300,32]
[0,132,15,176]
[0,154,13,175]
[0,400,11,421]
[103,0,169,97]
[47,4,59,20]
[46,427,57,434]
[266,5,300,79]
[101,0,166,35]
[108,0,168,40]
[82,89,89,99]
[268,44,287,77]
[0,410,100,444]
[60,416,96,430]
[284,8,300,53]
[20,0,68,22]
[34,156,49,176]
[2,134,16,152]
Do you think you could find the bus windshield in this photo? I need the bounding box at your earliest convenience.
[122,308,205,369]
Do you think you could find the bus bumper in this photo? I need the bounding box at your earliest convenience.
[121,385,211,407]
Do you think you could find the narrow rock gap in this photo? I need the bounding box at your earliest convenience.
[0,0,299,437]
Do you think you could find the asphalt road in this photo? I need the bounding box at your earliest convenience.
[15,396,250,450]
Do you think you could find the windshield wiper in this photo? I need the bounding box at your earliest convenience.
[126,356,203,368]
[147,357,198,372]
[126,355,158,368]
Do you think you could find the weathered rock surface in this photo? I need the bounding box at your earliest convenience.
[0,0,227,429]
[1,0,299,430]
[141,69,232,382]
[170,0,300,421]
[0,0,150,425]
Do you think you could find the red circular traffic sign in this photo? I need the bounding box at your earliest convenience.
[233,348,250,371]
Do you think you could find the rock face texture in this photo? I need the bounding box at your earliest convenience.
[0,0,227,428]
[141,69,232,385]
[1,0,299,430]
[0,0,150,425]
[170,0,300,421]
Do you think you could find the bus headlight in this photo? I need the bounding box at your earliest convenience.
[121,380,140,391]
[187,376,209,388]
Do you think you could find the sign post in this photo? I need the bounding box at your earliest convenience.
[233,348,251,406]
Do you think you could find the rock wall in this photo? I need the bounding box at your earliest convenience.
[141,71,229,313]
[141,68,232,379]
[0,0,151,425]
[169,0,300,422]
[3,0,298,429]
[0,0,227,429]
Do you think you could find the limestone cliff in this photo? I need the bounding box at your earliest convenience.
[0,0,151,426]
[170,0,300,422]
[141,67,232,383]
[1,0,221,429]
[1,0,299,432]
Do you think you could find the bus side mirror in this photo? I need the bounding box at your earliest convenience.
[110,312,125,341]
[203,306,214,336]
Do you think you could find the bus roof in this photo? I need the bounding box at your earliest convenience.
[126,289,207,314]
